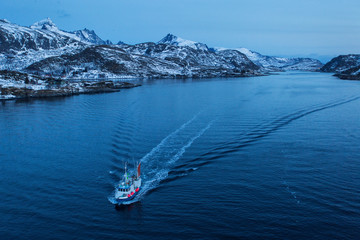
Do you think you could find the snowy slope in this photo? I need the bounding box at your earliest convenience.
[116,42,259,75]
[25,45,190,79]
[0,18,113,70]
[24,44,261,79]
[0,17,86,52]
[215,47,322,71]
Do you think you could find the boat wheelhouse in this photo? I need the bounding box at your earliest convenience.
[114,162,141,203]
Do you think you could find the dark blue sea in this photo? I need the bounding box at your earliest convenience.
[1,72,360,239]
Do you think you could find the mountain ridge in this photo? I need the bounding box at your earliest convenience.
[24,44,261,79]
[0,19,324,80]
[156,34,322,71]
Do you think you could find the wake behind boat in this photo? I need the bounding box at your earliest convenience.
[114,162,141,204]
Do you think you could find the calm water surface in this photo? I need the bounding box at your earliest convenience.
[1,72,360,239]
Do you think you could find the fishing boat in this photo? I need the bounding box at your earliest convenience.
[114,162,141,204]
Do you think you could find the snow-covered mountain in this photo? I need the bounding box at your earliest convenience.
[121,42,256,69]
[0,18,86,53]
[0,19,323,80]
[321,54,360,73]
[0,18,87,70]
[0,18,113,71]
[215,47,322,71]
[157,34,322,71]
[321,54,360,80]
[29,18,111,46]
[158,34,209,51]
[25,44,261,79]
[30,18,60,31]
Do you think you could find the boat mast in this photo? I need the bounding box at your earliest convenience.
[124,162,127,180]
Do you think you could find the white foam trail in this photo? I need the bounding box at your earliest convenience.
[136,120,214,200]
[140,113,200,163]
[168,120,213,164]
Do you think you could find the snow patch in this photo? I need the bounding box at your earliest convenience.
[158,34,209,51]
[30,18,58,31]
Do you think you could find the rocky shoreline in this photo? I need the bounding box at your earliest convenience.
[334,74,360,80]
[0,70,141,101]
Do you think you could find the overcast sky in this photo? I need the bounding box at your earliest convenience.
[1,0,359,62]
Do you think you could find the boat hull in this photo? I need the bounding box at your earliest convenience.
[115,189,140,205]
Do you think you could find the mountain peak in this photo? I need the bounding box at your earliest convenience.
[82,28,95,34]
[158,33,209,51]
[0,19,11,24]
[159,33,178,43]
[72,28,110,45]
[31,18,58,31]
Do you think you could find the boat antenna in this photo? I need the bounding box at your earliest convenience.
[124,162,127,177]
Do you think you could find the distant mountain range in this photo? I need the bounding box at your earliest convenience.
[0,18,324,79]
[158,34,322,71]
[214,47,322,72]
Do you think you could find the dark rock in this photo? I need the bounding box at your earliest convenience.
[321,54,360,80]
[321,54,360,73]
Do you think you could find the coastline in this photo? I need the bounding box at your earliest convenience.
[0,70,141,101]
[0,69,267,101]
